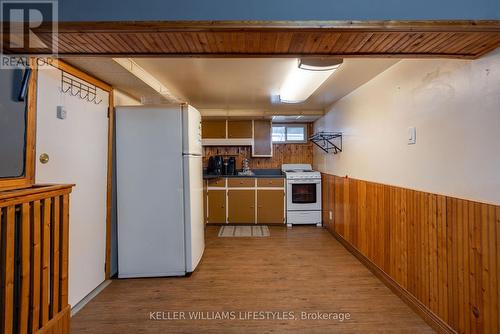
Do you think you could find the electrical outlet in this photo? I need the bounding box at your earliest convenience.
[329,211,333,220]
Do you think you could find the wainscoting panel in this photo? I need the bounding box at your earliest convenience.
[322,173,499,334]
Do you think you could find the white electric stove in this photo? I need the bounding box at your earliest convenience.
[282,164,322,227]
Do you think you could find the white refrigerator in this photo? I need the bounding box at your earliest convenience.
[116,104,205,278]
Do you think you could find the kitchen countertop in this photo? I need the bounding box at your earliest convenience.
[203,169,284,179]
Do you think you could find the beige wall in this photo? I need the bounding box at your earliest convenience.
[314,48,500,205]
[113,89,141,106]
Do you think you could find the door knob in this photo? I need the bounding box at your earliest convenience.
[39,153,49,164]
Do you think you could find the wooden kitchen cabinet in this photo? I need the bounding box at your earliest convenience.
[253,120,272,157]
[207,178,226,187]
[207,190,226,223]
[227,120,253,138]
[202,119,273,157]
[205,176,286,225]
[227,178,255,187]
[202,120,226,139]
[257,178,284,187]
[257,190,285,224]
[227,189,255,224]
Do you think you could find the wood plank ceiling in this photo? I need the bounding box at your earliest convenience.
[4,21,500,58]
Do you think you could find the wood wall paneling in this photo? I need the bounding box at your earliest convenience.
[8,21,500,58]
[321,173,500,334]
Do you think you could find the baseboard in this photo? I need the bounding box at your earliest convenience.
[331,230,456,334]
[71,280,112,316]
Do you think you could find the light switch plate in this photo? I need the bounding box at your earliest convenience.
[57,106,67,120]
[329,211,333,220]
[408,127,416,145]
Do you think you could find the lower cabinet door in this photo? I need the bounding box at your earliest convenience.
[207,190,226,223]
[227,189,255,224]
[257,190,285,224]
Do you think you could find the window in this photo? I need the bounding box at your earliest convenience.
[272,124,307,143]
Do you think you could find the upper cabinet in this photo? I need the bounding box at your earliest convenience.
[201,119,273,157]
[201,120,226,139]
[253,120,272,157]
[227,120,252,138]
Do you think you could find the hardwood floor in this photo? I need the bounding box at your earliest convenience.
[71,226,434,333]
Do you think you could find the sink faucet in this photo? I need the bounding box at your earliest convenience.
[242,158,251,173]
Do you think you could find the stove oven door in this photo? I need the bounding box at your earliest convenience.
[286,179,322,211]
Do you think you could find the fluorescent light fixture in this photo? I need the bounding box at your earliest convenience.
[279,58,342,104]
[113,58,183,103]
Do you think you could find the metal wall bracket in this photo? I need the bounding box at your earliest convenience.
[309,131,342,154]
[61,71,102,105]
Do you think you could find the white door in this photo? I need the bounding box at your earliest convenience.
[35,68,109,306]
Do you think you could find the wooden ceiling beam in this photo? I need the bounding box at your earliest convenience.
[3,20,500,58]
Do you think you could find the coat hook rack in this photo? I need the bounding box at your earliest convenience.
[61,71,102,105]
[309,131,343,154]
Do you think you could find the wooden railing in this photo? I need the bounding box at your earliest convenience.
[0,185,73,334]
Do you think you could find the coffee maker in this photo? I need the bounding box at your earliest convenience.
[225,157,236,175]
[207,155,224,175]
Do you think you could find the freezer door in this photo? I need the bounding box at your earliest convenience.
[182,105,202,156]
[183,155,205,272]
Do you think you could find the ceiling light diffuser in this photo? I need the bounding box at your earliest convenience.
[279,58,342,104]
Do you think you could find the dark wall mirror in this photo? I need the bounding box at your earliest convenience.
[0,68,28,178]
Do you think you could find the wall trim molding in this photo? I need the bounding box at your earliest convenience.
[56,20,500,32]
[331,230,456,334]
[71,280,112,316]
[319,172,500,207]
